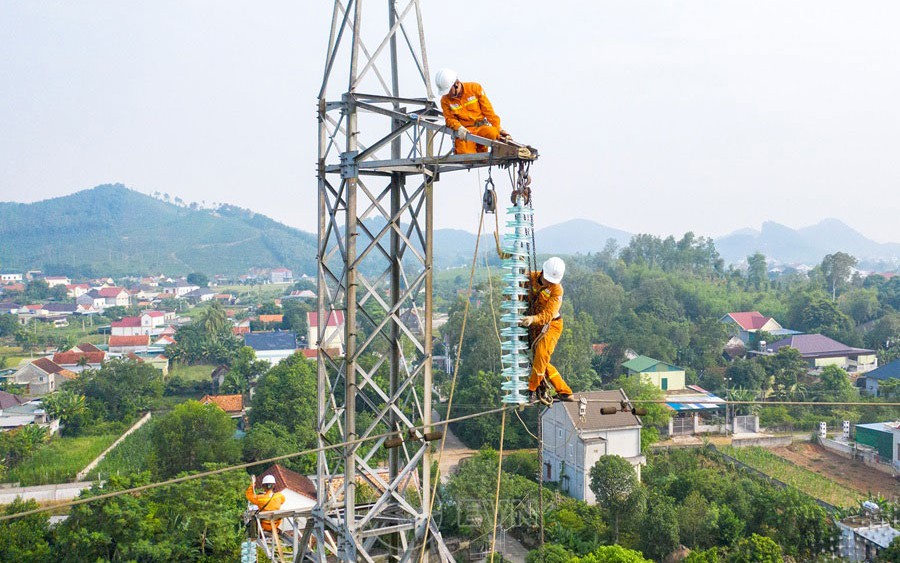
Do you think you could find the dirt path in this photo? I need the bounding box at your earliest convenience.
[432,410,477,481]
[770,442,899,500]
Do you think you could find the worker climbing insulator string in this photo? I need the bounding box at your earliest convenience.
[498,196,533,405]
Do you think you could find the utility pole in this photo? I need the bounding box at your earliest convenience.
[312,1,535,561]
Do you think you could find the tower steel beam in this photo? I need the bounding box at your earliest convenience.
[314,1,533,561]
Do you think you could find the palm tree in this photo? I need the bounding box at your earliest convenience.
[198,302,228,338]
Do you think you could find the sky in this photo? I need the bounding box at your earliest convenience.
[2,1,900,242]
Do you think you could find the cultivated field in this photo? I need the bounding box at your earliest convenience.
[721,445,863,508]
[770,442,899,502]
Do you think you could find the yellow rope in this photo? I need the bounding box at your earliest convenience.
[489,409,507,561]
[418,207,486,562]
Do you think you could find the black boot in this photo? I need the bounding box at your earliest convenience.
[556,393,575,402]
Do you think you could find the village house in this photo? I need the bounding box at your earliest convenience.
[42,276,70,288]
[719,311,801,346]
[0,273,23,283]
[307,311,345,354]
[183,288,217,304]
[758,333,878,374]
[65,283,91,298]
[161,280,200,297]
[622,355,685,392]
[108,335,151,354]
[243,331,298,365]
[541,389,644,504]
[269,268,294,284]
[859,359,900,397]
[12,358,77,395]
[855,421,900,469]
[76,290,108,311]
[200,394,246,426]
[0,394,59,434]
[52,346,106,373]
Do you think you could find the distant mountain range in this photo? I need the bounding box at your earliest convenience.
[0,184,317,276]
[1,186,897,276]
[714,219,900,268]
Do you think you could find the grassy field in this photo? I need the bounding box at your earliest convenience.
[5,433,119,486]
[168,363,217,382]
[720,445,862,508]
[86,420,156,480]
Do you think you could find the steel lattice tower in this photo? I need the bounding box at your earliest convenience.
[313,2,533,560]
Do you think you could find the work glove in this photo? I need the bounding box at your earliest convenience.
[456,126,469,140]
[499,129,510,140]
[519,316,535,327]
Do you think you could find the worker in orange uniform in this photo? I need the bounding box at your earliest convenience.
[435,68,510,154]
[246,474,286,533]
[520,257,574,403]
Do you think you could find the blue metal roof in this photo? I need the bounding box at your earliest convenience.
[864,359,900,381]
[665,386,725,412]
[243,331,298,351]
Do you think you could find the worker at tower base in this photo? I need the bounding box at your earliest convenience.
[521,257,574,403]
[435,68,510,154]
[246,474,286,532]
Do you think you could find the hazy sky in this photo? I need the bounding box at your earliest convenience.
[2,1,900,242]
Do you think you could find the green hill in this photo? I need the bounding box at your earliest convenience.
[0,184,317,276]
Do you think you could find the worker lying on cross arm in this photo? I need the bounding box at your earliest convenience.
[520,257,574,403]
[435,68,510,154]
[246,474,286,532]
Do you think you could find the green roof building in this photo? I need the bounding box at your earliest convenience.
[621,355,685,391]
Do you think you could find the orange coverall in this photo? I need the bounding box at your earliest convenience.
[440,82,501,154]
[526,271,572,395]
[246,484,286,532]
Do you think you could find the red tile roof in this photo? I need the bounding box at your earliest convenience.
[75,343,102,353]
[112,317,142,328]
[302,349,317,359]
[725,311,771,331]
[31,357,64,374]
[258,314,284,323]
[145,311,165,317]
[109,335,151,347]
[98,287,126,297]
[259,464,316,499]
[307,311,345,328]
[200,394,244,414]
[52,351,106,365]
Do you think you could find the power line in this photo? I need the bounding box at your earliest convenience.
[0,404,514,524]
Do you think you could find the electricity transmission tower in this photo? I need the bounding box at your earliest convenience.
[312,1,533,560]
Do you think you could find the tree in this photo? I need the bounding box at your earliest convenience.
[249,353,318,468]
[0,498,52,562]
[150,400,240,478]
[0,314,19,338]
[639,493,680,561]
[43,391,88,436]
[821,252,857,301]
[765,347,807,401]
[525,544,573,563]
[572,545,652,563]
[242,421,307,473]
[222,346,270,394]
[840,288,880,326]
[67,358,163,421]
[589,455,642,542]
[186,272,209,287]
[678,490,716,549]
[197,301,229,336]
[746,252,767,290]
[727,534,782,563]
[877,536,900,562]
[726,359,767,392]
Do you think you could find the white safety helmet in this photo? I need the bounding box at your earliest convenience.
[542,257,566,284]
[261,475,276,486]
[435,68,458,96]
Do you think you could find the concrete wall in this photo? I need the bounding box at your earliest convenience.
[731,435,793,448]
[0,482,93,505]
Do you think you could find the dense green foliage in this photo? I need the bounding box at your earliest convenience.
[151,401,241,478]
[245,352,318,473]
[66,358,164,422]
